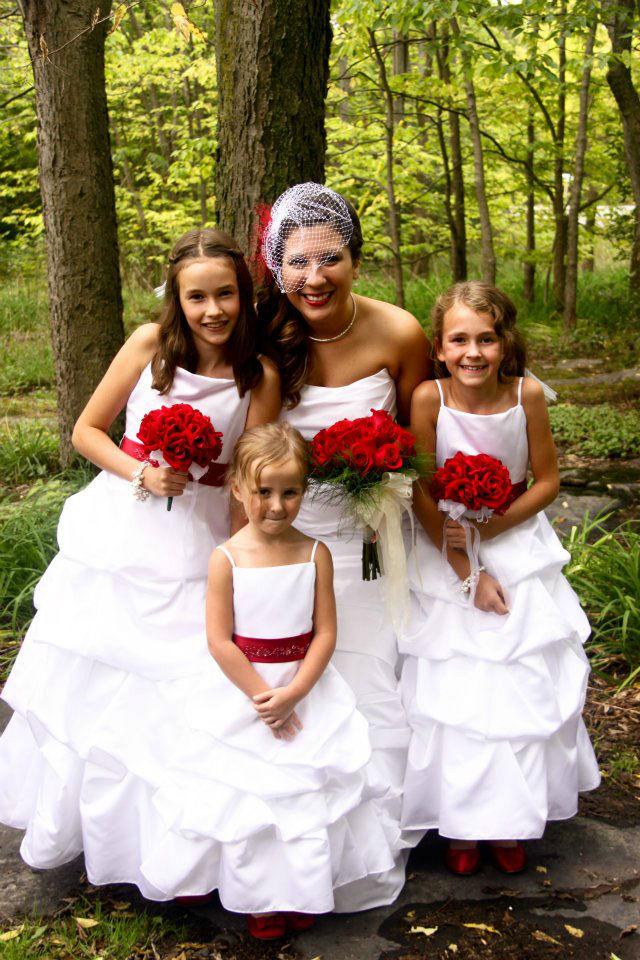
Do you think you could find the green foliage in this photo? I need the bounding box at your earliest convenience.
[0,896,189,960]
[549,404,640,458]
[565,518,640,684]
[0,472,91,681]
[0,421,60,487]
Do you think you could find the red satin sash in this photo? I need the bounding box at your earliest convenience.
[506,479,528,508]
[233,630,313,663]
[120,436,227,487]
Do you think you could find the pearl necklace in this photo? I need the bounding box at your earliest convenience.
[307,295,357,343]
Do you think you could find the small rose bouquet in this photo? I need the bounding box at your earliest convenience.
[430,452,517,597]
[310,409,428,629]
[137,403,223,511]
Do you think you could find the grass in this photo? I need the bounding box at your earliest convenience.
[0,420,61,489]
[0,471,91,682]
[0,894,192,960]
[549,403,640,459]
[565,516,640,687]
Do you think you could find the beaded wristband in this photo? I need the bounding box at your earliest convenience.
[458,565,486,595]
[131,461,151,502]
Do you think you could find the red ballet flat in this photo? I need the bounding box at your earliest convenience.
[246,913,286,940]
[285,912,315,931]
[445,844,481,876]
[489,842,526,874]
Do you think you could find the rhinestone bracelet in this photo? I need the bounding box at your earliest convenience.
[458,565,485,595]
[131,461,151,502]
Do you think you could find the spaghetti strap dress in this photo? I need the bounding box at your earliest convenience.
[400,378,600,841]
[0,362,250,895]
[144,542,399,912]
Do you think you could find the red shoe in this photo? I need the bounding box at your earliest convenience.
[445,844,481,876]
[489,842,526,874]
[246,913,286,940]
[285,912,315,931]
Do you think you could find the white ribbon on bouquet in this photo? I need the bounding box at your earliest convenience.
[438,498,492,605]
[354,470,416,634]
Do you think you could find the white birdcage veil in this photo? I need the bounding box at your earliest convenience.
[261,183,353,293]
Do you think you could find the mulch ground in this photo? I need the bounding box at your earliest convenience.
[378,893,639,960]
[580,674,640,826]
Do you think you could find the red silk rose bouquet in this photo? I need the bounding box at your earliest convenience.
[430,451,517,600]
[310,409,428,629]
[137,403,223,510]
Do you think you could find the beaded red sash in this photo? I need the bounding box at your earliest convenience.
[233,630,313,663]
[120,436,227,487]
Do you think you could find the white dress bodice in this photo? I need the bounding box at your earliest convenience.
[125,362,249,464]
[435,378,529,483]
[283,368,396,441]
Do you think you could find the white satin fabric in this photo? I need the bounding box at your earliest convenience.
[400,380,600,840]
[282,369,411,909]
[0,364,255,898]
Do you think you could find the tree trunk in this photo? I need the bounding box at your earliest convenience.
[580,186,598,272]
[605,0,640,293]
[452,19,495,285]
[369,28,405,308]
[523,112,536,303]
[552,2,567,312]
[435,23,467,281]
[392,30,408,123]
[563,22,597,331]
[21,0,124,466]
[214,0,331,259]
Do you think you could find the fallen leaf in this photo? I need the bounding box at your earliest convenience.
[410,925,438,936]
[565,924,584,938]
[74,917,99,929]
[0,926,24,942]
[536,865,548,874]
[620,924,638,938]
[405,910,416,919]
[111,901,131,911]
[448,947,458,955]
[532,930,561,944]
[463,923,500,935]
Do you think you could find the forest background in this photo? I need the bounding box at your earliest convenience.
[0,2,640,955]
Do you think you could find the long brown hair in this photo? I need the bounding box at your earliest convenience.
[257,193,364,409]
[431,281,527,381]
[152,229,262,396]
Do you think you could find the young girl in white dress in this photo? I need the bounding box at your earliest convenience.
[401,281,600,875]
[0,229,280,897]
[199,423,398,938]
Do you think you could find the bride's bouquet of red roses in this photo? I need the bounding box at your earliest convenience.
[310,409,428,629]
[137,403,223,510]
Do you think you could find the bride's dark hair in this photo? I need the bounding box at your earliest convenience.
[257,194,363,409]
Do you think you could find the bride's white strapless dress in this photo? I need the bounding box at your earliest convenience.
[282,369,411,909]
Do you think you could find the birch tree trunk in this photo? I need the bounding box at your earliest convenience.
[21,0,124,466]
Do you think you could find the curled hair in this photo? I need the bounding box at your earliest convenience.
[431,282,527,381]
[257,190,363,409]
[152,228,262,396]
[228,422,310,492]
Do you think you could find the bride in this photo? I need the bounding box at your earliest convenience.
[258,183,431,909]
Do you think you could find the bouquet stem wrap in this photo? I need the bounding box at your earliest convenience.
[355,471,416,633]
[438,500,486,604]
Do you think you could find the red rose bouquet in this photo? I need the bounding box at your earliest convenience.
[430,451,514,519]
[430,451,517,600]
[310,409,428,629]
[137,403,223,510]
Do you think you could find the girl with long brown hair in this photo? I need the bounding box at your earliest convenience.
[0,229,280,899]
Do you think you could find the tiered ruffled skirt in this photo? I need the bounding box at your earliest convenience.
[400,512,600,840]
[0,473,398,910]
